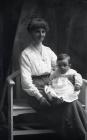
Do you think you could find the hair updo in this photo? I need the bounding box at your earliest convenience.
[27,17,49,33]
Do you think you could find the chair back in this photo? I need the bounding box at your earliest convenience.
[79,79,87,109]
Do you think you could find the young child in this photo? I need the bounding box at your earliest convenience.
[45,53,83,103]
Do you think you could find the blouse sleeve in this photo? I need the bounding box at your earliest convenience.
[20,52,43,100]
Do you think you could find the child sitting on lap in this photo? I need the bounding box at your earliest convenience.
[45,53,83,103]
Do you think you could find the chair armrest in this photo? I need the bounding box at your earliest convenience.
[7,70,20,86]
[83,78,87,84]
[82,78,87,111]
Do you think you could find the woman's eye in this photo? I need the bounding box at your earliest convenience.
[34,29,46,34]
[42,30,45,33]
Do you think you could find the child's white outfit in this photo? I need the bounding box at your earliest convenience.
[45,68,83,102]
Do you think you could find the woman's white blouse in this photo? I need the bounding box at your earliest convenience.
[20,45,57,99]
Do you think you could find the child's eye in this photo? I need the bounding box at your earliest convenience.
[58,63,68,67]
[63,64,68,67]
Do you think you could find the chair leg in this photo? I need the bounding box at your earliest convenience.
[8,111,14,140]
[8,86,14,140]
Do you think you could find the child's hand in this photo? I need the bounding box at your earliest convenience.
[67,75,75,85]
[44,85,64,104]
[45,85,57,98]
[74,84,81,91]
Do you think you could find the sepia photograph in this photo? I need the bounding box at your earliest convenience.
[0,0,87,140]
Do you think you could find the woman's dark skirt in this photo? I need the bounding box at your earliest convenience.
[32,74,87,140]
[38,101,87,140]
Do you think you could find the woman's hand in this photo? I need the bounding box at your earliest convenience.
[39,96,50,106]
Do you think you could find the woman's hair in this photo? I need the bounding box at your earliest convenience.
[57,53,71,64]
[27,17,49,33]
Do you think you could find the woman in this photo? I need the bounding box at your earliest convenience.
[20,17,57,109]
[20,17,87,140]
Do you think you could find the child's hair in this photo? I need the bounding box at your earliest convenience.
[57,53,71,64]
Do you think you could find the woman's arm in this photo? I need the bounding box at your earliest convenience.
[20,53,43,100]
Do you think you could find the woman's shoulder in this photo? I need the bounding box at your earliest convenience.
[21,46,32,56]
[43,45,56,56]
[42,45,52,51]
[42,45,50,50]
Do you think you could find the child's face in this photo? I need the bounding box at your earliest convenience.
[57,58,70,74]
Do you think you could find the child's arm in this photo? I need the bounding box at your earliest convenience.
[66,72,83,91]
[67,75,75,85]
[74,84,81,91]
[74,73,83,91]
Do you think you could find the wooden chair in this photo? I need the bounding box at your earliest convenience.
[7,70,87,140]
[7,70,55,140]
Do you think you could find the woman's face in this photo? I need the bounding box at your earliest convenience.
[31,28,46,43]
